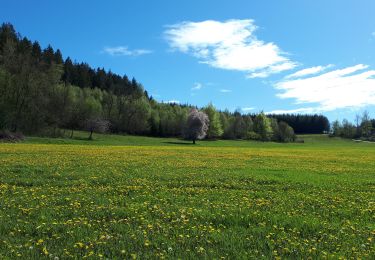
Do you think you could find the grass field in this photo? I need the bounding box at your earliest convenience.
[0,133,374,259]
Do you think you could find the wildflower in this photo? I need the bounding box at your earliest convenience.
[74,242,84,248]
[42,246,49,255]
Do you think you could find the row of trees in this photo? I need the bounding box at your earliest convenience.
[268,114,329,134]
[0,23,328,142]
[331,111,375,141]
[185,107,296,143]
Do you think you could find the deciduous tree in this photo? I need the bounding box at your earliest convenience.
[85,118,109,140]
[254,112,273,141]
[204,103,223,139]
[184,109,209,144]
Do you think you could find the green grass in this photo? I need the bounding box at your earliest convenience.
[0,134,374,259]
[26,130,363,148]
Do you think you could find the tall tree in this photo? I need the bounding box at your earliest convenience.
[254,112,273,141]
[204,103,223,139]
[331,120,341,136]
[361,110,373,138]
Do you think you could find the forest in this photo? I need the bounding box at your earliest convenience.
[0,23,330,142]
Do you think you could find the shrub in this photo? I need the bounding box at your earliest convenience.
[0,130,25,142]
[246,131,261,141]
[277,121,296,142]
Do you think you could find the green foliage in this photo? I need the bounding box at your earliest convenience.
[254,112,273,141]
[118,96,151,134]
[270,118,279,140]
[277,121,296,142]
[361,111,373,138]
[222,112,251,139]
[332,120,342,136]
[332,111,374,141]
[232,113,247,139]
[246,131,261,140]
[341,119,356,139]
[0,23,334,143]
[203,103,223,138]
[151,103,190,137]
[268,114,330,134]
[0,68,9,129]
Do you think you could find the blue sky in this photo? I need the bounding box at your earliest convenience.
[1,0,375,121]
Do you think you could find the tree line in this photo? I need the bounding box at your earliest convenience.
[267,114,329,134]
[331,111,375,141]
[0,23,330,141]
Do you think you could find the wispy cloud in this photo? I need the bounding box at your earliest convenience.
[103,46,152,56]
[285,64,333,79]
[266,107,320,114]
[220,89,232,93]
[191,82,203,90]
[274,64,375,112]
[242,107,255,112]
[165,19,297,78]
[151,93,161,98]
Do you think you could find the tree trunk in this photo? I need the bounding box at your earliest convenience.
[70,129,74,138]
[89,130,93,140]
[193,139,196,144]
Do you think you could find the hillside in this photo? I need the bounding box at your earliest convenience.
[0,23,329,141]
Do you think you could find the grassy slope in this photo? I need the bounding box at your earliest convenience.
[0,134,374,258]
[26,130,362,147]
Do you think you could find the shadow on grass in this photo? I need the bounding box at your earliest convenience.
[72,136,91,141]
[162,141,195,145]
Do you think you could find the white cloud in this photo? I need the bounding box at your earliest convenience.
[266,107,320,114]
[191,82,203,90]
[242,107,255,112]
[165,19,296,78]
[248,71,270,78]
[249,62,298,78]
[103,46,152,56]
[151,93,161,98]
[285,64,333,79]
[163,100,180,104]
[275,64,375,111]
[220,89,232,93]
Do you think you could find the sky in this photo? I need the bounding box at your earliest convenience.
[1,0,375,121]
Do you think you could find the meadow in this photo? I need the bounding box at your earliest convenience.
[0,133,374,259]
